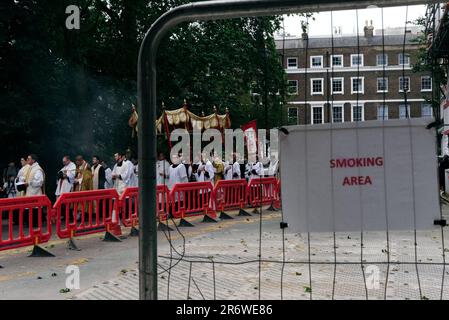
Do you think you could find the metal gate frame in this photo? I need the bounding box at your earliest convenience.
[137,0,435,300]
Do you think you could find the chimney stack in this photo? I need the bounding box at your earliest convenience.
[364,20,374,37]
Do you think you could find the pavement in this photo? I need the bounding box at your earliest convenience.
[1,205,449,300]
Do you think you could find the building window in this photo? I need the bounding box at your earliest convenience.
[399,53,410,66]
[376,54,388,66]
[287,107,299,124]
[421,76,432,92]
[310,56,323,68]
[287,57,298,69]
[287,80,298,95]
[311,105,323,124]
[421,103,433,118]
[399,104,411,119]
[331,77,344,94]
[311,78,324,95]
[331,55,343,67]
[399,77,410,92]
[351,77,364,94]
[351,105,364,122]
[377,77,388,92]
[351,54,364,67]
[332,105,344,123]
[377,105,389,120]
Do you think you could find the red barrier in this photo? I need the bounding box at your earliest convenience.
[0,196,52,251]
[54,189,120,239]
[275,179,282,208]
[170,182,215,219]
[213,179,248,212]
[120,187,138,227]
[247,177,278,208]
[156,185,172,221]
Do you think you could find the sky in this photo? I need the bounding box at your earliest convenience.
[281,5,427,37]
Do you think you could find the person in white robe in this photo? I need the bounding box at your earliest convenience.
[111,152,133,195]
[167,154,188,190]
[24,154,45,196]
[101,161,113,189]
[203,154,215,184]
[224,153,241,180]
[156,153,170,186]
[249,156,263,180]
[15,157,29,197]
[128,159,138,187]
[55,156,76,197]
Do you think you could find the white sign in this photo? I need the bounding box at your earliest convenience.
[280,119,440,232]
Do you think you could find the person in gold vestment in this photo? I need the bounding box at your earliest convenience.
[212,153,224,184]
[73,155,93,192]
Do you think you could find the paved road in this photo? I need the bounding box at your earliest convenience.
[1,206,448,300]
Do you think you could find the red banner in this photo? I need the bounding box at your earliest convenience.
[241,120,258,157]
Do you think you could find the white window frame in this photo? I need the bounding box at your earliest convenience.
[287,107,299,124]
[350,54,364,67]
[330,54,344,67]
[376,54,388,66]
[421,103,433,118]
[351,76,364,94]
[287,57,298,69]
[399,76,411,93]
[310,55,323,68]
[399,104,411,119]
[377,105,389,120]
[310,78,324,95]
[330,77,344,94]
[351,104,365,122]
[287,80,298,95]
[421,76,432,92]
[398,53,410,66]
[331,104,344,123]
[311,105,324,124]
[377,77,388,93]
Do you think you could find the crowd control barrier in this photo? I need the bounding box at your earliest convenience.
[0,195,53,255]
[169,181,216,221]
[156,185,172,221]
[0,179,282,254]
[120,187,138,228]
[53,189,120,241]
[247,177,279,209]
[213,179,248,218]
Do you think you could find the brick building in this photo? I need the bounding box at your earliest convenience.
[275,24,433,126]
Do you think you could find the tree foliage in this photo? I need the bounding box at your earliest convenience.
[1,0,295,195]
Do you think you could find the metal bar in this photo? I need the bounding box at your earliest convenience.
[137,0,437,300]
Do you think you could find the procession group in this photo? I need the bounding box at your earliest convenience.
[0,151,276,199]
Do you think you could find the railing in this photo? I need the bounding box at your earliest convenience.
[0,178,281,255]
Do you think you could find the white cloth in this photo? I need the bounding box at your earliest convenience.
[15,164,30,196]
[167,164,188,189]
[104,167,113,189]
[194,162,205,182]
[130,164,138,187]
[25,162,44,196]
[156,160,170,185]
[55,161,76,196]
[204,160,215,184]
[249,161,263,179]
[224,161,241,180]
[112,160,133,195]
[266,159,279,177]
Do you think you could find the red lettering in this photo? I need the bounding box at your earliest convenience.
[342,176,373,186]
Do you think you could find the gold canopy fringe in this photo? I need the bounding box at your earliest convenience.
[129,102,231,136]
